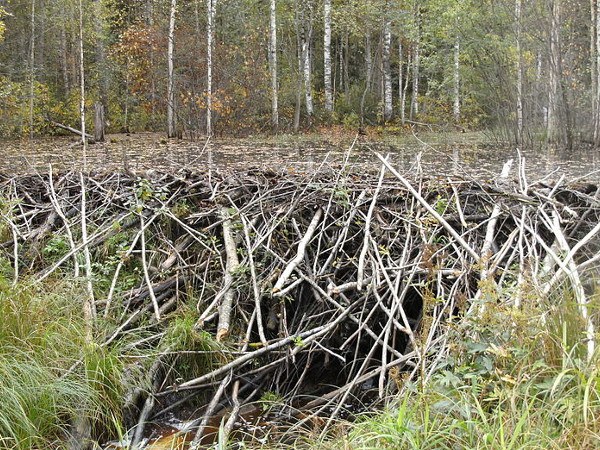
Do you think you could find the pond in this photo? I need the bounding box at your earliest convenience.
[2,132,599,182]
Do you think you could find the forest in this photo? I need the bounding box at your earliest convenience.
[0,0,599,146]
[1,1,600,450]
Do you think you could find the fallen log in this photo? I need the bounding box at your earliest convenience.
[48,119,96,143]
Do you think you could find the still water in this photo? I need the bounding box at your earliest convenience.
[1,132,599,182]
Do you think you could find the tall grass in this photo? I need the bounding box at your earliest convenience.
[0,275,125,449]
[342,282,600,450]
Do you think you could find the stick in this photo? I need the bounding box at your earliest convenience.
[217,207,241,341]
[272,207,323,293]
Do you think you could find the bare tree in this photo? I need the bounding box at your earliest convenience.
[269,0,278,129]
[324,0,333,112]
[29,0,35,139]
[207,0,217,136]
[453,35,461,123]
[301,7,314,118]
[382,10,393,121]
[410,6,421,120]
[515,0,523,145]
[547,0,566,146]
[167,0,176,138]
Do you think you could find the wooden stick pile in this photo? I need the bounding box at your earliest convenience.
[0,156,598,444]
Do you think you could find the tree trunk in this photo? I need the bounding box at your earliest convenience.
[360,33,375,128]
[78,0,87,158]
[547,0,565,146]
[365,33,372,92]
[301,8,314,119]
[591,0,596,132]
[206,0,217,136]
[594,0,600,145]
[410,8,421,121]
[382,14,393,122]
[94,102,105,142]
[167,0,176,138]
[29,0,35,139]
[515,0,523,145]
[269,0,278,129]
[398,39,403,120]
[60,20,69,96]
[323,0,333,112]
[402,47,411,125]
[453,35,461,124]
[294,0,302,131]
[93,0,107,141]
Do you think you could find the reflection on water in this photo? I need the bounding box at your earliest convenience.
[1,133,598,182]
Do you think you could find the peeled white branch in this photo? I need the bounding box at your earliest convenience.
[217,207,240,341]
[272,207,323,293]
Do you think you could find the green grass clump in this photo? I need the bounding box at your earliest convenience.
[343,286,600,450]
[0,275,126,449]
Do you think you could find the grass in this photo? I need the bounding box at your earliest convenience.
[0,275,127,449]
[338,283,600,450]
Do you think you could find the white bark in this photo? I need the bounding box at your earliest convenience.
[207,0,217,136]
[29,0,35,139]
[594,0,600,145]
[269,0,278,128]
[591,0,597,128]
[302,20,314,117]
[383,16,393,121]
[547,0,563,145]
[410,39,420,119]
[398,39,403,119]
[324,0,333,112]
[78,0,87,162]
[167,0,176,138]
[453,36,461,123]
[401,47,412,124]
[515,0,523,145]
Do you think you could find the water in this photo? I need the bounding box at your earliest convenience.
[1,132,598,182]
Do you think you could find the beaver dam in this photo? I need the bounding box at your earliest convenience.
[1,154,599,449]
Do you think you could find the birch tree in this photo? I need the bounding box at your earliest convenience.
[410,6,421,120]
[594,0,600,145]
[207,0,217,136]
[301,5,314,119]
[269,0,278,129]
[324,0,333,112]
[515,0,523,145]
[453,35,460,123]
[167,0,176,138]
[547,0,566,146]
[383,8,393,121]
[29,0,35,139]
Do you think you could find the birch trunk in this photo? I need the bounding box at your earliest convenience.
[78,0,87,158]
[410,9,421,121]
[269,0,278,129]
[453,35,461,123]
[398,39,403,119]
[594,0,600,145]
[383,16,393,122]
[401,47,412,124]
[591,0,596,130]
[93,0,107,141]
[167,0,176,138]
[324,0,333,112]
[302,15,314,118]
[547,0,565,146]
[29,0,35,139]
[206,0,217,136]
[293,0,302,131]
[515,0,523,145]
